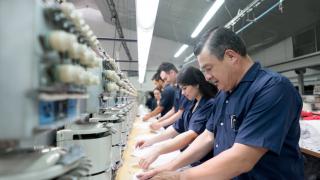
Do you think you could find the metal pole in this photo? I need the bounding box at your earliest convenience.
[97,37,137,42]
[295,68,306,95]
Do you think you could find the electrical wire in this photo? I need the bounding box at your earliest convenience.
[224,4,233,19]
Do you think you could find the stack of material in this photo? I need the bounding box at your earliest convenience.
[299,121,320,153]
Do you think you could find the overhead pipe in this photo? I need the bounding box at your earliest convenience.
[115,60,138,63]
[97,37,137,42]
[224,0,266,29]
[235,0,285,34]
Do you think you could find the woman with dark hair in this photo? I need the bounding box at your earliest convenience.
[152,88,162,118]
[136,66,218,170]
[145,91,156,110]
[153,87,162,107]
[177,65,217,99]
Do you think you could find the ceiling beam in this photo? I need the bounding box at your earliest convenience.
[105,0,133,61]
[266,51,320,73]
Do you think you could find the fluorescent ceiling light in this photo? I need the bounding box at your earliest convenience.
[137,31,153,83]
[136,0,159,83]
[174,44,189,58]
[191,0,225,38]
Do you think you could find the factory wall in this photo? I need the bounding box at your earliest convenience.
[251,37,320,86]
[251,37,294,66]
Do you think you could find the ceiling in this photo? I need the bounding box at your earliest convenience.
[70,0,320,76]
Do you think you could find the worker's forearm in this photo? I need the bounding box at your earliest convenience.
[157,131,197,155]
[158,108,174,122]
[181,143,267,180]
[147,106,163,118]
[167,130,214,171]
[181,149,241,180]
[148,126,178,145]
[159,110,182,127]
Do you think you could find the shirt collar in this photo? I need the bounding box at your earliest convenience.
[225,62,260,95]
[239,62,261,83]
[194,96,208,110]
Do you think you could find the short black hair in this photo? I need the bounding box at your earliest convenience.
[177,66,218,98]
[151,71,163,81]
[194,27,247,60]
[148,91,154,98]
[157,62,178,73]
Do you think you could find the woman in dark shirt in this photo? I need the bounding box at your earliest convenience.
[145,91,156,110]
[136,66,218,169]
[153,87,161,108]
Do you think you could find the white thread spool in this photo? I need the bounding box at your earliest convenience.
[60,2,75,19]
[108,60,117,70]
[93,39,99,47]
[74,66,86,85]
[78,44,87,63]
[104,70,115,81]
[56,64,76,83]
[106,82,119,92]
[88,35,97,46]
[66,33,77,53]
[88,55,100,68]
[79,45,93,66]
[49,31,69,52]
[86,30,94,39]
[72,11,85,29]
[69,42,81,60]
[91,56,101,68]
[81,24,90,34]
[105,70,120,83]
[113,73,120,83]
[117,80,125,88]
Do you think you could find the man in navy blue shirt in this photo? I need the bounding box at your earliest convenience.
[149,62,190,129]
[143,71,175,120]
[137,27,304,180]
[151,71,165,91]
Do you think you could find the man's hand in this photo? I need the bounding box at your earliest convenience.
[139,151,160,169]
[135,139,151,149]
[151,171,181,180]
[150,122,162,130]
[137,164,175,180]
[136,169,158,180]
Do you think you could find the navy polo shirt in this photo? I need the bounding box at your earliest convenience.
[173,97,215,166]
[159,84,175,117]
[206,62,304,180]
[173,97,215,134]
[173,86,191,112]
